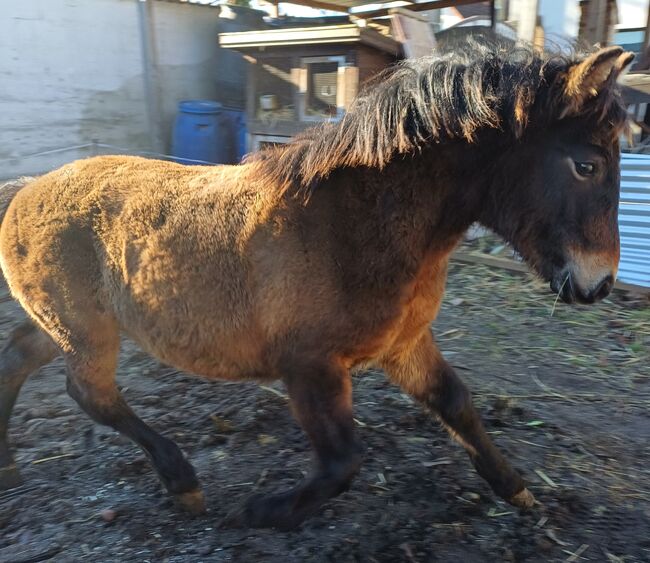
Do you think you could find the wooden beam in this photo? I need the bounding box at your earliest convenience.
[279,0,352,13]
[578,0,617,47]
[354,0,486,20]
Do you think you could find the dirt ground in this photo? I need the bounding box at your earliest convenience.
[0,258,648,563]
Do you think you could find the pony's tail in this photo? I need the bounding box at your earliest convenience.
[0,177,33,227]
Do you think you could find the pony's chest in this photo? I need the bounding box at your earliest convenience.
[392,259,449,340]
[348,255,450,366]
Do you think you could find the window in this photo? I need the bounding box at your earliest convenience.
[300,56,345,122]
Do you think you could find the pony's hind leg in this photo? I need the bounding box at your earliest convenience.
[226,361,363,530]
[384,332,535,509]
[0,320,59,489]
[62,323,206,514]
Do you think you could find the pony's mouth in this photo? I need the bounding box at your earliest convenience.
[550,273,577,304]
[550,271,614,304]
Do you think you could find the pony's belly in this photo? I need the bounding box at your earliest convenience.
[130,326,270,381]
[118,301,270,381]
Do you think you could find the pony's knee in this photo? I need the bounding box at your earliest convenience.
[65,377,124,426]
[425,371,474,429]
[429,367,472,420]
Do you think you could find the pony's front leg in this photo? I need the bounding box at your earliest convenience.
[225,361,363,530]
[383,332,535,509]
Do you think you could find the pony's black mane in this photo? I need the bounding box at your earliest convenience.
[249,40,628,196]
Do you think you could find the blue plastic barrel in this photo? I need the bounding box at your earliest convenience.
[221,108,247,163]
[171,100,227,165]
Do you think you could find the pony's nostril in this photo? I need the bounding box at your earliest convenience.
[593,275,614,301]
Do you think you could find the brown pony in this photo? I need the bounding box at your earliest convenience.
[0,44,633,530]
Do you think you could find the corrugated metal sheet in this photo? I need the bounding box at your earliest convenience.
[619,153,650,289]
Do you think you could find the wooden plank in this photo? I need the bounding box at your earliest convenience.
[452,251,528,273]
[277,0,351,13]
[220,25,399,55]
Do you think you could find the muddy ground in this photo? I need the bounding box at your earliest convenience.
[0,258,648,563]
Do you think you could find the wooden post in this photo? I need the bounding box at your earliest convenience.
[490,0,496,30]
[270,0,279,18]
[639,5,650,69]
[645,5,650,51]
[516,0,539,43]
[578,0,618,47]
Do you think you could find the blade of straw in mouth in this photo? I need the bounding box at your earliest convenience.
[550,273,570,317]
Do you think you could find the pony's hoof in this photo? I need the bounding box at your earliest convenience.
[0,463,23,490]
[508,488,536,509]
[174,489,206,515]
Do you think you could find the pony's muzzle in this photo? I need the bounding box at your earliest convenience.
[551,271,614,304]
[555,247,618,305]
[587,274,614,302]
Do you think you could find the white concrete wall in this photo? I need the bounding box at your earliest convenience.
[1,0,146,177]
[0,0,261,178]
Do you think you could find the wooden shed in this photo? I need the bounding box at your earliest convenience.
[219,24,400,151]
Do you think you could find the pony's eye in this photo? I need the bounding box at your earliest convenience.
[574,161,596,177]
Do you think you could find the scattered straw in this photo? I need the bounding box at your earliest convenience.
[259,385,288,400]
[564,544,589,562]
[535,468,558,488]
[550,274,570,317]
[32,453,78,465]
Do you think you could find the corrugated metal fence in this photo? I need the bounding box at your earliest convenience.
[619,153,650,289]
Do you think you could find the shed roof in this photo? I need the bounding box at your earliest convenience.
[219,23,400,53]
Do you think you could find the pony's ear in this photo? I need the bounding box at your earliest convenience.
[561,47,635,118]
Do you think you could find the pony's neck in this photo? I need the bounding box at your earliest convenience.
[317,141,492,282]
[360,141,492,245]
